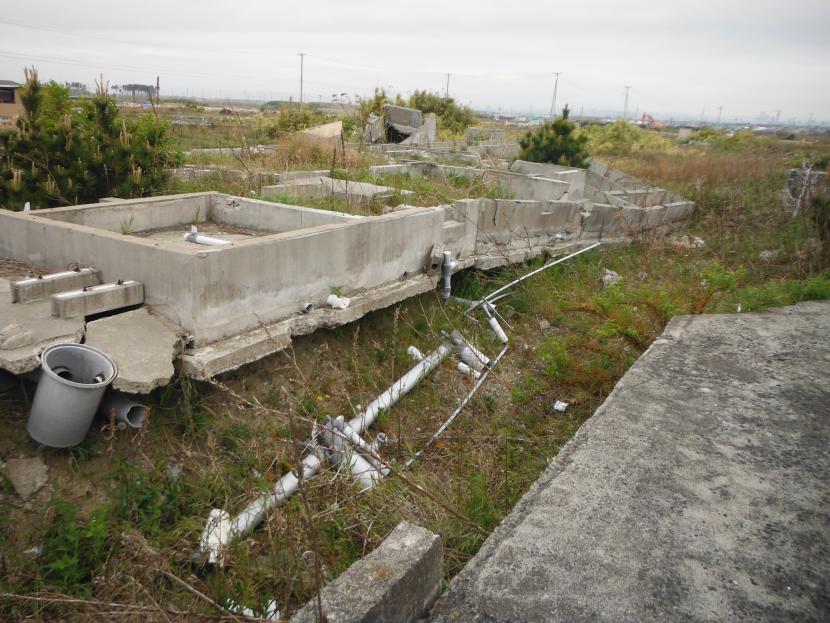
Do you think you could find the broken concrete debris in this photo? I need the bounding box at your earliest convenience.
[0,159,693,388]
[363,104,437,145]
[290,521,442,623]
[1,455,49,500]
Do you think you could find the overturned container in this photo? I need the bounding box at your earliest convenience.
[27,343,118,447]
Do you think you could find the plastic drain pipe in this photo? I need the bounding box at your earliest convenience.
[441,251,458,301]
[184,225,230,246]
[197,342,452,565]
[323,418,381,490]
[406,344,510,468]
[348,342,453,435]
[329,415,390,477]
[448,330,490,371]
[98,391,148,429]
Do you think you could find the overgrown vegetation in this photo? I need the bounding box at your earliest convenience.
[0,68,181,210]
[356,87,476,137]
[519,105,590,167]
[1,105,829,621]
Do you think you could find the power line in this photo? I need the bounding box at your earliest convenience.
[549,72,561,119]
[298,52,305,107]
[623,85,631,119]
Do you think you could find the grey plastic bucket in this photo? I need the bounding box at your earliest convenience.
[27,343,118,447]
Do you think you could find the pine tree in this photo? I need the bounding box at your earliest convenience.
[518,105,590,168]
[0,68,181,210]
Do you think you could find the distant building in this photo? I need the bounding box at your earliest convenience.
[0,80,23,125]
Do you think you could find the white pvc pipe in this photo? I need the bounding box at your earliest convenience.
[348,342,452,435]
[184,225,230,246]
[449,330,490,371]
[326,423,381,490]
[487,316,509,345]
[407,345,425,362]
[198,342,451,565]
[456,361,482,379]
[331,416,390,476]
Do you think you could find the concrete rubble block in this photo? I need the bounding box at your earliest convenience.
[0,279,85,375]
[382,104,423,129]
[401,113,437,146]
[291,521,442,623]
[364,113,385,144]
[1,456,48,500]
[50,281,144,319]
[85,308,181,394]
[11,268,102,304]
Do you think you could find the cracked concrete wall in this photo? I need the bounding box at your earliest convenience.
[187,207,444,345]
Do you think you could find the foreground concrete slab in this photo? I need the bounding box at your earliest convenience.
[430,301,830,622]
[0,278,85,375]
[292,521,442,623]
[85,308,180,394]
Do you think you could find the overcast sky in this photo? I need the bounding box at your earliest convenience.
[1,0,828,123]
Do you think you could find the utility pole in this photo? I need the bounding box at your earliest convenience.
[548,72,561,119]
[298,52,305,108]
[623,85,631,120]
[716,105,723,125]
[445,73,450,98]
[775,109,782,125]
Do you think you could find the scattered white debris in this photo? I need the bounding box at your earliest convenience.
[226,599,280,621]
[736,303,742,312]
[327,294,351,309]
[538,319,551,331]
[23,544,42,557]
[23,201,31,212]
[673,235,706,249]
[602,269,622,287]
[759,250,777,260]
[554,400,569,412]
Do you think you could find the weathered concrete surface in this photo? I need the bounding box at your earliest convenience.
[292,521,442,623]
[181,274,436,379]
[85,308,180,394]
[0,278,85,375]
[431,301,830,623]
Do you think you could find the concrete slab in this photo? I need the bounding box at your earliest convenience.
[292,521,442,623]
[85,308,181,394]
[430,301,830,623]
[0,278,85,375]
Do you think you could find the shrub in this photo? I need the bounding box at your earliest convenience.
[407,90,476,135]
[518,105,590,167]
[0,68,181,210]
[580,119,672,156]
[265,105,330,138]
